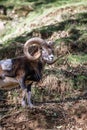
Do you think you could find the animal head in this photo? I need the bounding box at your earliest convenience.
[24,37,56,64]
[41,41,54,63]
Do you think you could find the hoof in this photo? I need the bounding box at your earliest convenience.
[21,100,27,108]
[28,103,35,108]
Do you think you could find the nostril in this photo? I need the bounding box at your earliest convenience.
[49,55,54,60]
[51,55,54,59]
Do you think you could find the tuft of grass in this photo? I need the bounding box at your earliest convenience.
[72,75,87,90]
[68,54,87,65]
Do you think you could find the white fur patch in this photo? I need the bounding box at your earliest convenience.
[0,59,12,71]
[3,77,18,83]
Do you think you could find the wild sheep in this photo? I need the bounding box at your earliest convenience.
[0,37,57,108]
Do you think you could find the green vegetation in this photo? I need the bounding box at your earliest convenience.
[0,0,87,45]
[0,1,87,129]
[0,0,87,99]
[68,54,87,65]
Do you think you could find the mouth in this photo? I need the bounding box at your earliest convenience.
[43,57,53,62]
[44,56,58,65]
[48,58,54,62]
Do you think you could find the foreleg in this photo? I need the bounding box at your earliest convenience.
[17,77,27,107]
[26,83,34,108]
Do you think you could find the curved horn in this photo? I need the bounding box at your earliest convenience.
[24,37,45,61]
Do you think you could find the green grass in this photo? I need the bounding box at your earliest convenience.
[68,54,87,65]
[72,75,87,90]
[0,0,86,7]
[0,0,87,45]
[0,0,87,111]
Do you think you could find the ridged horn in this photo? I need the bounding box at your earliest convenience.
[24,37,45,61]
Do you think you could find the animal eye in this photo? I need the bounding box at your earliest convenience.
[42,48,46,52]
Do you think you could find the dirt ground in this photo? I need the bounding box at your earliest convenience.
[0,89,87,130]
